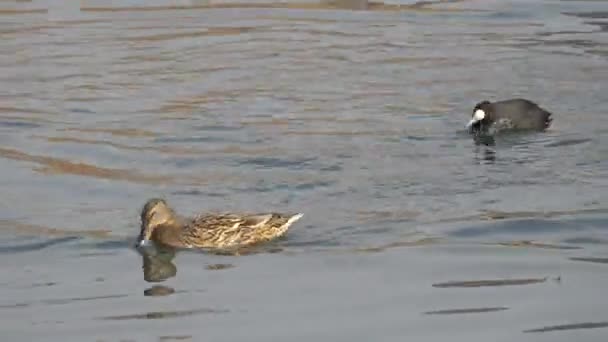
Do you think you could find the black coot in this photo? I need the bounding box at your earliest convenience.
[466,98,552,135]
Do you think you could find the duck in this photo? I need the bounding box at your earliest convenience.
[466,98,552,135]
[136,198,303,250]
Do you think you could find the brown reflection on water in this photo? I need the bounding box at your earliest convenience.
[0,219,111,239]
[0,20,109,35]
[37,135,279,157]
[158,89,260,113]
[144,285,176,297]
[0,147,172,184]
[0,146,244,186]
[78,0,470,13]
[0,106,49,115]
[40,135,156,153]
[206,263,235,270]
[61,127,158,137]
[122,26,257,42]
[0,8,47,14]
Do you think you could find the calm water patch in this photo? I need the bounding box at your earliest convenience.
[1,0,608,341]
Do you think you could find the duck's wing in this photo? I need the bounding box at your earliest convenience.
[241,213,304,230]
[179,213,246,248]
[240,214,274,228]
[185,213,273,232]
[193,213,297,229]
[183,212,303,248]
[188,213,245,230]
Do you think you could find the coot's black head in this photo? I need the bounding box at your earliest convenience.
[466,100,493,134]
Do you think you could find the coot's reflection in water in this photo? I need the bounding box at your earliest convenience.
[473,144,496,164]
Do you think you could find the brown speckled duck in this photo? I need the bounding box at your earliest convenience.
[136,198,303,249]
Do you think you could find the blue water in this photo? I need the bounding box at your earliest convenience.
[1,0,608,340]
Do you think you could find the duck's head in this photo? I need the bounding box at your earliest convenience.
[137,198,175,247]
[466,100,493,134]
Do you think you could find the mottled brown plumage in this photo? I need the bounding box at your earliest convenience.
[137,198,303,250]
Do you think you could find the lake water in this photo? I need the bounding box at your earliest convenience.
[1,0,608,340]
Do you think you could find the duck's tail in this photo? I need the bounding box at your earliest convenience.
[272,213,303,236]
[288,213,304,223]
[543,110,553,129]
[282,213,303,229]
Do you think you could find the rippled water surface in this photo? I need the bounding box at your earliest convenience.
[2,0,608,340]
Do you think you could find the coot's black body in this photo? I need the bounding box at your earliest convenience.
[466,98,552,135]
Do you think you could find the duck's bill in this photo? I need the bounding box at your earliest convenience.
[136,239,151,247]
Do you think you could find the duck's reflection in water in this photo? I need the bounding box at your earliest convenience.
[136,243,285,295]
[139,245,178,283]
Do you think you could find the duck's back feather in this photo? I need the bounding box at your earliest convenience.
[180,212,303,249]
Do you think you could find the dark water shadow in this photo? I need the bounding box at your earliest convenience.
[493,131,546,147]
[232,179,336,193]
[41,294,129,306]
[585,21,608,32]
[84,239,133,250]
[99,308,228,321]
[472,133,496,147]
[468,126,542,144]
[448,214,608,241]
[424,307,508,315]
[544,138,593,148]
[1,293,130,310]
[449,219,568,238]
[432,277,549,288]
[0,236,81,254]
[348,237,441,254]
[171,189,227,197]
[236,156,315,169]
[524,321,608,333]
[488,240,581,250]
[563,237,608,245]
[469,130,551,164]
[0,120,41,129]
[154,135,233,144]
[205,263,235,270]
[562,11,608,20]
[569,257,608,264]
